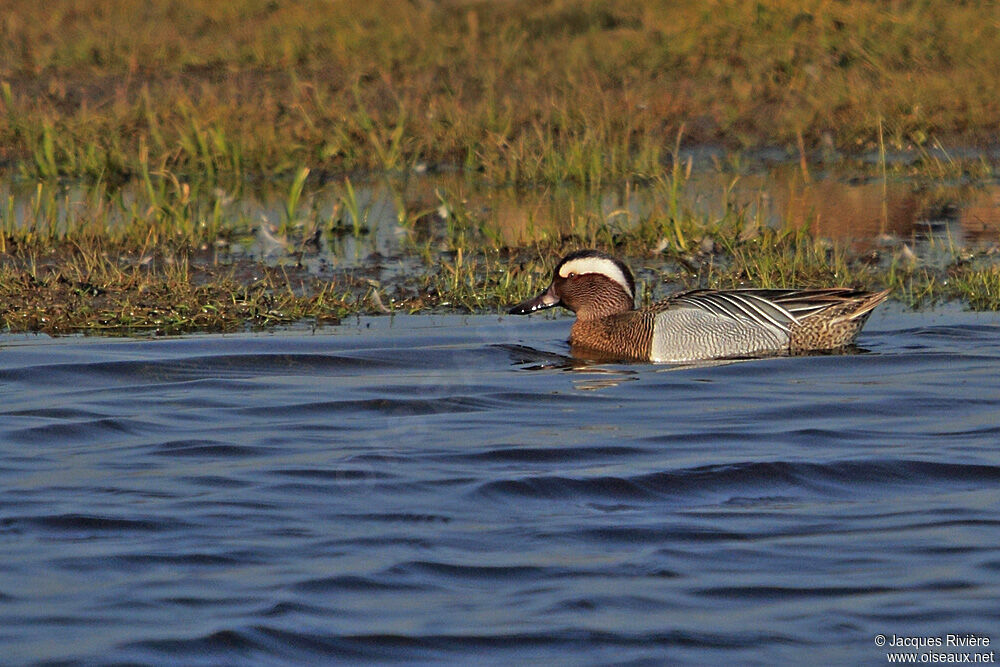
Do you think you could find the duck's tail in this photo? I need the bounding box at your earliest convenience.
[789,288,891,351]
[839,288,891,320]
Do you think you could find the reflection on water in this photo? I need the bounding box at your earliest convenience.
[2,165,999,267]
[960,188,1000,241]
[776,177,918,239]
[2,307,1000,663]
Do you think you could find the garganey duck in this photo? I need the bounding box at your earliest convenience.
[508,249,890,362]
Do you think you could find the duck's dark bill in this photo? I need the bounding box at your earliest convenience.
[508,285,560,315]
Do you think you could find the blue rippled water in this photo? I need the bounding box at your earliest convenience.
[2,304,1000,664]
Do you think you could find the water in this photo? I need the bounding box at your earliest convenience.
[5,168,1000,270]
[2,304,999,664]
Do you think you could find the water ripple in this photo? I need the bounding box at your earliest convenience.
[2,308,1000,663]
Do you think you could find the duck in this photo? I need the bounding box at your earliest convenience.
[507,249,890,362]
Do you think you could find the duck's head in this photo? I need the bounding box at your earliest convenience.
[508,249,635,320]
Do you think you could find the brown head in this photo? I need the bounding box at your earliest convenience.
[508,249,636,320]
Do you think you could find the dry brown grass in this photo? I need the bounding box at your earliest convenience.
[0,0,997,182]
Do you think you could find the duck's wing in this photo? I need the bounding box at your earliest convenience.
[732,288,881,319]
[664,287,884,326]
[661,289,801,333]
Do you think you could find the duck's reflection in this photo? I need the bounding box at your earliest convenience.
[497,341,874,390]
[495,343,639,391]
[494,343,589,371]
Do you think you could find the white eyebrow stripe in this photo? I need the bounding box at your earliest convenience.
[558,257,633,297]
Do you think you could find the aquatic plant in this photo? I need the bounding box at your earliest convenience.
[283,166,311,228]
[338,178,370,237]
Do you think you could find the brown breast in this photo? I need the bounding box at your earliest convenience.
[568,311,656,361]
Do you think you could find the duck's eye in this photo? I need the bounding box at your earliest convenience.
[567,272,577,279]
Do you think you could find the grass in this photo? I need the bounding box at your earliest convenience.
[0,0,999,334]
[0,240,360,334]
[0,223,993,336]
[0,1,998,183]
[1,162,997,335]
